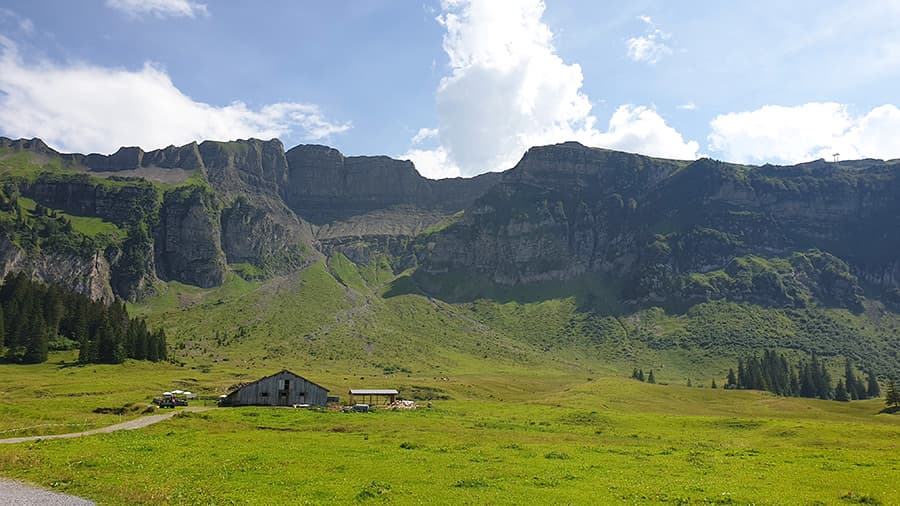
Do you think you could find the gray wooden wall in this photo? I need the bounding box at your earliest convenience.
[222,371,328,406]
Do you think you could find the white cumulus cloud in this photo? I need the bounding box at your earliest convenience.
[0,37,350,154]
[708,102,900,163]
[626,15,672,64]
[106,0,208,18]
[406,0,697,179]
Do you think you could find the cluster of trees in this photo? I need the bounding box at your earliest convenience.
[724,350,880,401]
[0,273,166,364]
[631,368,656,384]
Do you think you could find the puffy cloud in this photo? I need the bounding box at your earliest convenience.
[408,0,697,178]
[594,105,699,160]
[105,0,208,18]
[411,127,439,144]
[708,102,900,163]
[402,145,461,179]
[0,38,350,154]
[625,15,672,65]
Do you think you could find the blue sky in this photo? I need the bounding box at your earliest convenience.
[0,0,898,178]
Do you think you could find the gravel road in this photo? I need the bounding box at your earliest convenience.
[0,407,213,503]
[0,407,212,445]
[0,479,94,505]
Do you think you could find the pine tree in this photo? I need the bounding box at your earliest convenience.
[834,380,849,402]
[632,368,639,380]
[687,378,692,387]
[637,369,645,382]
[726,368,737,389]
[885,380,900,409]
[711,379,717,389]
[156,329,167,361]
[867,371,881,398]
[853,376,867,400]
[647,370,656,384]
[844,360,858,400]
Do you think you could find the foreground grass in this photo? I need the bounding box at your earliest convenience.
[0,369,897,505]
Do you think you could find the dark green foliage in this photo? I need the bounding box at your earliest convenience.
[0,185,115,257]
[834,380,850,402]
[0,273,165,364]
[886,381,900,409]
[647,370,655,384]
[726,368,737,389]
[867,371,881,398]
[711,379,717,389]
[733,350,875,402]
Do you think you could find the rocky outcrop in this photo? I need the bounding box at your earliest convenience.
[22,174,160,226]
[419,142,900,310]
[0,237,114,303]
[154,186,226,288]
[284,144,500,226]
[220,197,316,273]
[199,139,289,197]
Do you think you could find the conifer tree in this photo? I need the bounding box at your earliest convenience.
[834,380,849,402]
[885,380,900,410]
[647,369,656,384]
[637,369,645,382]
[844,360,858,400]
[867,371,881,398]
[726,368,737,389]
[711,379,717,389]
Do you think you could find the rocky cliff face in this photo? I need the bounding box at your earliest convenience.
[0,237,114,303]
[284,144,500,225]
[4,135,897,312]
[154,185,227,288]
[420,142,900,310]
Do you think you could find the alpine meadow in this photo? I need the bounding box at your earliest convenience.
[1,1,899,505]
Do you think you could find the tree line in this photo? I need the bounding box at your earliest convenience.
[724,350,879,401]
[0,273,166,364]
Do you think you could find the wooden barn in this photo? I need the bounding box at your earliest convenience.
[219,370,329,407]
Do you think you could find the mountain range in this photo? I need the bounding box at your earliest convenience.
[1,135,898,375]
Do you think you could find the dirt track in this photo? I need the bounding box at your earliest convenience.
[0,407,211,445]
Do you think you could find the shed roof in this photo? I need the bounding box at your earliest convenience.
[226,369,329,397]
[350,389,399,395]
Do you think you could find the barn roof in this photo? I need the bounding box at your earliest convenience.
[226,369,329,396]
[350,389,399,395]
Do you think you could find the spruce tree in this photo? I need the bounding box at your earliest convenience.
[638,369,645,382]
[885,380,900,409]
[867,371,881,398]
[647,369,656,384]
[632,368,639,380]
[844,360,858,400]
[156,329,167,361]
[834,380,849,402]
[711,379,717,389]
[726,368,737,389]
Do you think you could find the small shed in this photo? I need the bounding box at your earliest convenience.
[220,370,329,407]
[349,389,399,406]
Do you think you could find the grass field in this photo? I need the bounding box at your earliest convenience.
[0,361,896,505]
[1,256,899,504]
